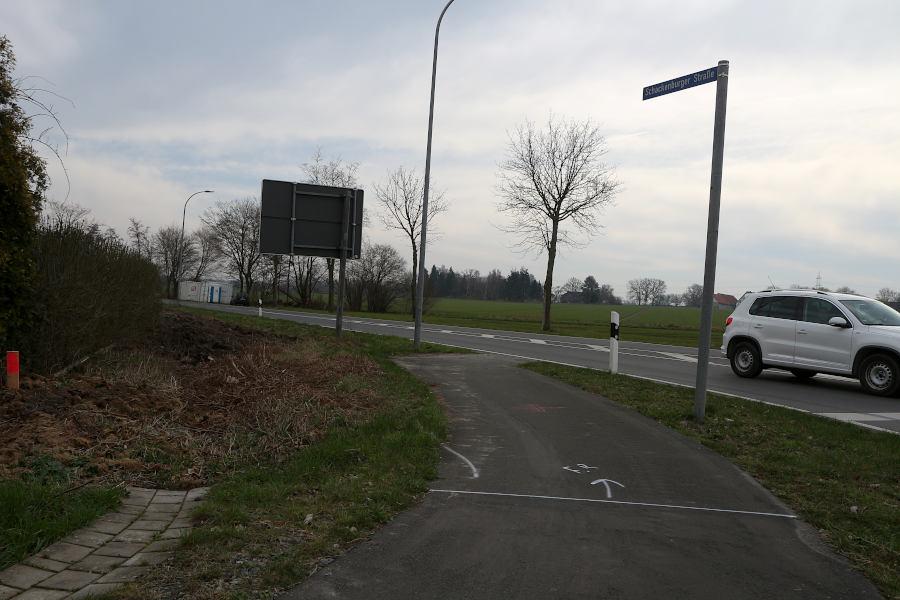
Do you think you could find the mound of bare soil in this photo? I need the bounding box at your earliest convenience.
[0,311,383,488]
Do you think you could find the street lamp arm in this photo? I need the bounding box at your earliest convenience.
[176,190,214,297]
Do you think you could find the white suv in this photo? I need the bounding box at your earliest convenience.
[722,290,900,397]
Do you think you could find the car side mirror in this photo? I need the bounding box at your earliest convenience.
[828,316,849,328]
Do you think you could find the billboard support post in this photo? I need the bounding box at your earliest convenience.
[335,191,352,337]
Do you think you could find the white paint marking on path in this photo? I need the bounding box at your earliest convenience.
[481,334,495,339]
[588,345,610,352]
[590,478,625,499]
[429,489,797,519]
[530,339,547,345]
[441,444,480,479]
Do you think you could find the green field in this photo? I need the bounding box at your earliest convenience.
[281,298,731,348]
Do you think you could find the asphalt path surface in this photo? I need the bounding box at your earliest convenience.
[281,354,880,599]
[181,302,900,434]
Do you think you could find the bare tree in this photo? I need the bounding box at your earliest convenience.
[835,286,857,294]
[301,148,359,311]
[375,166,447,315]
[290,256,324,307]
[561,277,582,294]
[346,243,406,313]
[682,283,704,307]
[627,277,667,305]
[876,288,899,303]
[259,255,289,304]
[497,115,619,330]
[153,225,197,298]
[127,218,152,260]
[202,198,262,294]
[190,225,220,282]
[44,200,91,230]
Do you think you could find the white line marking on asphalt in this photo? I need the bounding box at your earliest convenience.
[588,345,610,352]
[530,339,547,344]
[429,489,797,519]
[659,352,698,363]
[481,334,495,338]
[590,478,625,498]
[441,445,480,479]
[816,412,890,422]
[873,412,900,419]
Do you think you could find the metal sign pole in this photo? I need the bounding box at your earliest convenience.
[694,60,730,422]
[335,191,352,337]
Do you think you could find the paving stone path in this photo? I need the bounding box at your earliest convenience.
[0,486,207,600]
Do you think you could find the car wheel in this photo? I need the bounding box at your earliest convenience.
[858,354,900,397]
[730,341,762,378]
[789,369,817,380]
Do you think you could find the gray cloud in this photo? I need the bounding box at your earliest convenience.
[3,0,899,297]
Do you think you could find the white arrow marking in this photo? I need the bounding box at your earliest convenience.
[590,478,625,499]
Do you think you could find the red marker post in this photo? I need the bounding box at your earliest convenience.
[6,351,20,390]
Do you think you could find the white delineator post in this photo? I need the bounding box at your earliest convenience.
[609,312,620,375]
[258,299,262,318]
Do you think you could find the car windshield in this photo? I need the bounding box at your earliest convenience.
[840,300,900,326]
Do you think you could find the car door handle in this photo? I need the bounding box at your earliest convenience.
[797,329,808,335]
[752,324,764,329]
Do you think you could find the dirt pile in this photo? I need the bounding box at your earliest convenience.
[0,311,383,488]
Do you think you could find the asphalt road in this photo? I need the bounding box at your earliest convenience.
[181,302,900,434]
[280,354,880,599]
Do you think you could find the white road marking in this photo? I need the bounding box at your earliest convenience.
[874,412,900,419]
[659,352,698,363]
[816,412,890,422]
[441,444,480,479]
[588,345,610,352]
[590,478,625,498]
[481,334,495,339]
[429,489,796,519]
[530,339,547,345]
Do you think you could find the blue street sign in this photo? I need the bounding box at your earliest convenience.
[643,66,718,100]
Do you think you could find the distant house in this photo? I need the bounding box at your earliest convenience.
[713,293,738,311]
[559,291,584,304]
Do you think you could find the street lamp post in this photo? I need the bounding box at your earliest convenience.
[414,0,457,350]
[177,190,214,297]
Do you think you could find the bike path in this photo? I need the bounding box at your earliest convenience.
[281,354,878,599]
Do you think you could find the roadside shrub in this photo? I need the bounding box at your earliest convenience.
[22,222,160,373]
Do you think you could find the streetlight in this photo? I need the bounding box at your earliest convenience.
[414,0,457,350]
[176,190,214,296]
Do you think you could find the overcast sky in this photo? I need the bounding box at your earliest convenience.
[4,0,899,298]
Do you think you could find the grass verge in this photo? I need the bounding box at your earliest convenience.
[112,308,460,599]
[523,362,900,599]
[0,478,122,569]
